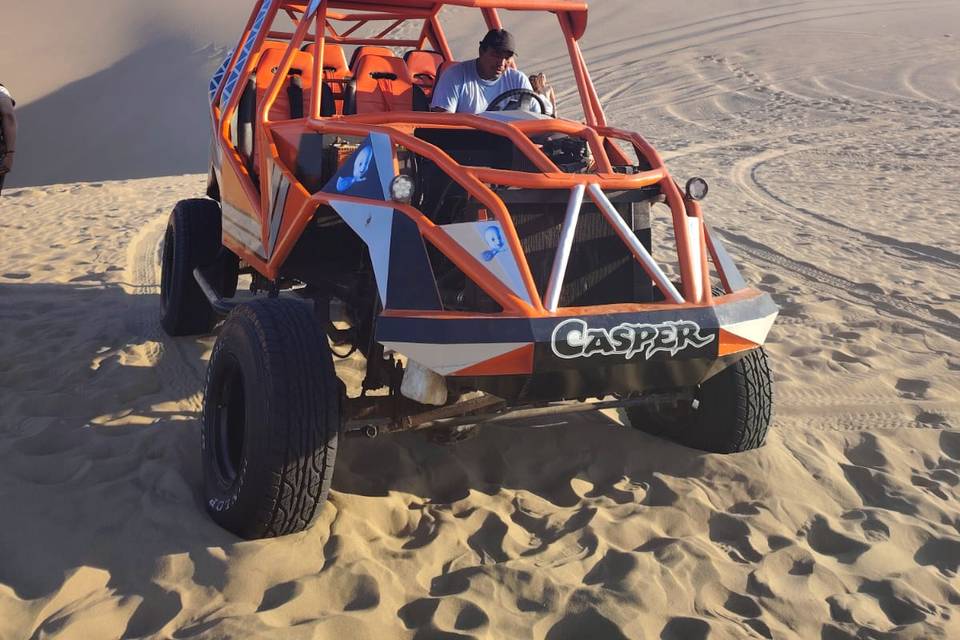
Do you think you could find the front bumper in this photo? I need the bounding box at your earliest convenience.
[377,289,778,402]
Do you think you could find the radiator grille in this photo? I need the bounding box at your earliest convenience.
[508,193,654,307]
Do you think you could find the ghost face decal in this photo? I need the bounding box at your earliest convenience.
[481,225,506,261]
[336,144,373,192]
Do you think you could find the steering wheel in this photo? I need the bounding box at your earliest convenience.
[486,88,547,114]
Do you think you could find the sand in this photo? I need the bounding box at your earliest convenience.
[1,1,959,638]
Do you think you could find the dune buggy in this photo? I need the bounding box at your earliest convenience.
[160,0,778,539]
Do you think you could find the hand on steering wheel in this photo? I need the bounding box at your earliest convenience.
[486,88,548,114]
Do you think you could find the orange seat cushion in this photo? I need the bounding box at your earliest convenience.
[405,50,444,95]
[252,47,314,173]
[350,46,398,73]
[304,42,352,114]
[306,42,350,79]
[405,50,444,77]
[255,47,314,122]
[351,55,416,114]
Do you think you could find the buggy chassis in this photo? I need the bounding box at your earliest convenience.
[161,0,779,538]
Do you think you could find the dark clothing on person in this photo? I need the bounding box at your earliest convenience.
[0,83,15,194]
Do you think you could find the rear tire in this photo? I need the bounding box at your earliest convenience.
[201,298,340,539]
[160,198,222,336]
[626,347,773,453]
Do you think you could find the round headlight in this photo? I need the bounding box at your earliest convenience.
[685,177,709,201]
[390,174,415,204]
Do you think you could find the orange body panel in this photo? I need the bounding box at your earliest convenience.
[453,344,535,376]
[717,329,758,357]
[219,155,259,218]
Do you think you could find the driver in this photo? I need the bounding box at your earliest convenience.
[430,29,533,114]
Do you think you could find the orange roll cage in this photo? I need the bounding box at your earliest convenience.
[210,0,717,317]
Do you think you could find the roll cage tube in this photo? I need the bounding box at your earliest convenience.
[215,0,710,305]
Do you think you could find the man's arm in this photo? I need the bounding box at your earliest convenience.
[517,70,533,92]
[429,63,459,113]
[0,95,16,175]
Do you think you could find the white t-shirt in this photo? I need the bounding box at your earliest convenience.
[535,91,555,117]
[430,60,532,114]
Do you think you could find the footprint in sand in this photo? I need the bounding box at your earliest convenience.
[544,600,629,640]
[939,431,960,460]
[827,579,934,630]
[398,595,488,633]
[914,537,960,576]
[841,509,890,542]
[661,617,711,640]
[916,411,947,427]
[843,433,887,469]
[2,272,31,279]
[909,474,949,500]
[722,588,776,637]
[840,464,917,515]
[256,581,301,613]
[829,349,871,369]
[582,548,636,590]
[708,512,763,564]
[802,516,870,564]
[789,557,815,576]
[895,378,930,399]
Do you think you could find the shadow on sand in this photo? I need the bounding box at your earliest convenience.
[0,280,713,638]
[8,37,229,189]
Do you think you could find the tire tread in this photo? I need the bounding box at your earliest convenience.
[160,199,221,336]
[626,346,773,454]
[203,298,339,539]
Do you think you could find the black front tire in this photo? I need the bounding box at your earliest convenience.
[202,298,340,539]
[160,198,222,336]
[626,347,773,453]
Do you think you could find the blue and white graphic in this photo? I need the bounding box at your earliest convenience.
[323,134,394,200]
[209,50,234,103]
[336,144,373,192]
[221,1,272,108]
[481,225,506,261]
[441,221,532,305]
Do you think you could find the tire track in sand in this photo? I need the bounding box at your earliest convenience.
[731,145,960,271]
[717,228,960,341]
[123,215,206,412]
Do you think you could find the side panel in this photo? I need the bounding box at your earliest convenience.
[219,159,265,258]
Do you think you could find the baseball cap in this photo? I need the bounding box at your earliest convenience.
[479,29,516,57]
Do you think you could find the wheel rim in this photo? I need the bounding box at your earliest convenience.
[213,357,246,485]
[160,226,174,309]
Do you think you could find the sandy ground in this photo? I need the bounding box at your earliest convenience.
[1,1,959,638]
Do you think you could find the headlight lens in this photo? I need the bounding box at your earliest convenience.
[390,175,415,204]
[685,177,709,201]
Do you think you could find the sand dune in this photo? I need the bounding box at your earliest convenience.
[1,0,246,189]
[1,0,959,638]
